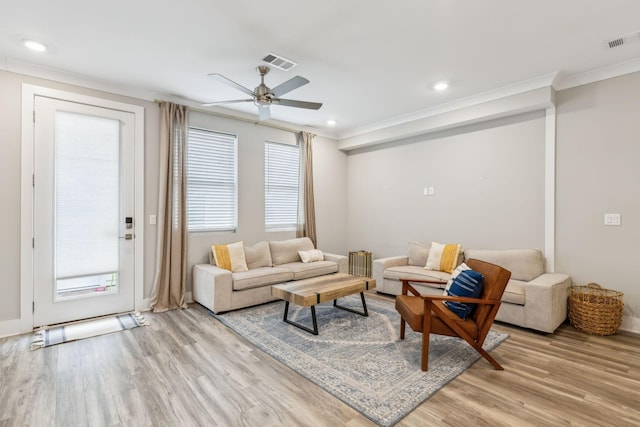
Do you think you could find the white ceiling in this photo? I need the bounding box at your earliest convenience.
[2,0,640,139]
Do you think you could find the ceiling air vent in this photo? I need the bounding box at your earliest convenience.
[604,31,640,49]
[262,53,297,71]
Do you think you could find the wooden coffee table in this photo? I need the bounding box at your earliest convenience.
[271,272,376,335]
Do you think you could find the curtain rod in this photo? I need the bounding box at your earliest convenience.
[154,99,315,137]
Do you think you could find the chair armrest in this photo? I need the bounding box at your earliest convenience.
[400,278,448,296]
[401,281,422,296]
[322,252,348,273]
[401,278,448,286]
[421,294,501,306]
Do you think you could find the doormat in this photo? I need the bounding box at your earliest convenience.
[31,312,148,350]
[214,295,508,427]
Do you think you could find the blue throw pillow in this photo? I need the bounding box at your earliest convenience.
[444,269,485,319]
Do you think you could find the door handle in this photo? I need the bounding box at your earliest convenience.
[119,234,133,240]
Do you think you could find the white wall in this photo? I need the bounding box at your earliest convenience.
[344,72,640,332]
[171,111,349,292]
[556,72,640,332]
[346,111,546,258]
[0,70,160,327]
[0,71,348,335]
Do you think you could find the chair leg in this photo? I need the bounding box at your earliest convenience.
[470,342,504,370]
[430,302,504,370]
[421,302,432,371]
[400,319,406,339]
[421,331,430,371]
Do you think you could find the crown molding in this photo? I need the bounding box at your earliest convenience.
[553,57,640,91]
[338,72,559,141]
[337,86,556,151]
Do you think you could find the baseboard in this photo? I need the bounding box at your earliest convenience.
[0,318,23,339]
[620,315,640,334]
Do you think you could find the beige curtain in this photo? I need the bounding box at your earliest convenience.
[150,101,189,312]
[296,131,317,247]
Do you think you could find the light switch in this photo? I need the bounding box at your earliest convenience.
[423,186,435,196]
[150,214,157,225]
[604,213,621,226]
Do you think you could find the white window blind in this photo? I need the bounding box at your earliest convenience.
[187,127,237,232]
[265,141,300,230]
[55,111,120,279]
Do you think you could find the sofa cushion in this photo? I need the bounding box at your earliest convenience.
[298,249,324,263]
[212,241,248,272]
[464,249,544,282]
[269,237,315,266]
[443,269,485,319]
[244,240,272,269]
[425,242,462,273]
[278,261,338,280]
[231,267,293,291]
[384,265,450,288]
[408,242,430,266]
[502,279,526,305]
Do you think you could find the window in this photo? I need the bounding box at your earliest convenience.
[265,141,300,231]
[187,127,237,232]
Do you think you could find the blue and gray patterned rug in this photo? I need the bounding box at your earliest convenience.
[214,295,508,426]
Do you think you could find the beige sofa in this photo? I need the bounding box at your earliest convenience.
[373,243,571,333]
[193,237,348,313]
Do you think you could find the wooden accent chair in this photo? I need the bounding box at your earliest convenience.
[395,258,512,371]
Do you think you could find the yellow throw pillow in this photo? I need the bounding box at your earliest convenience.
[425,242,462,273]
[212,241,248,272]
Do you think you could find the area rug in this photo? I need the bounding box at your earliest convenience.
[214,295,508,426]
[31,312,148,350]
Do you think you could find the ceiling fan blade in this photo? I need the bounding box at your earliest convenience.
[202,99,253,107]
[272,98,323,110]
[271,76,309,97]
[208,73,255,97]
[258,105,271,121]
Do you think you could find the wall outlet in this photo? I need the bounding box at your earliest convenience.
[604,213,621,226]
[150,214,157,225]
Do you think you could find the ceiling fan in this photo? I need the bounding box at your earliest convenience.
[203,65,322,120]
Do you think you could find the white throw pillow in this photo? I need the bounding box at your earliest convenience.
[443,262,471,295]
[298,249,324,263]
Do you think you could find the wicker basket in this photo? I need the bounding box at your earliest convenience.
[569,283,624,335]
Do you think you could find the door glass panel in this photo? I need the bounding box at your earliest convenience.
[54,111,120,301]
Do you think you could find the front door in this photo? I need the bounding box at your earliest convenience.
[33,96,136,327]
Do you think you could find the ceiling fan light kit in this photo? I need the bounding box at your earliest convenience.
[204,65,322,121]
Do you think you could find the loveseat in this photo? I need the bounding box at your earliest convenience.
[373,243,572,333]
[193,237,348,313]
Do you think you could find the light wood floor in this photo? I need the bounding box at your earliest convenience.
[1,295,639,427]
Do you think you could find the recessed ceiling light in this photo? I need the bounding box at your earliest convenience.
[434,81,449,91]
[22,39,48,52]
[327,120,336,126]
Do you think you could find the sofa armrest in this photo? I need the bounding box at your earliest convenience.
[524,273,572,333]
[373,256,409,270]
[372,256,409,293]
[192,264,233,314]
[323,252,348,273]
